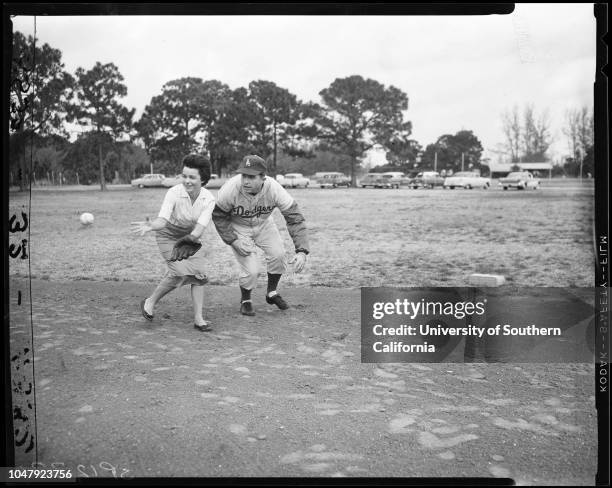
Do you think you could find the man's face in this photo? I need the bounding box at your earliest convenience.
[241,173,265,194]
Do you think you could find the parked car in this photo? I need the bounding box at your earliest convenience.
[316,172,350,188]
[360,173,392,188]
[498,171,540,190]
[404,172,419,187]
[443,172,491,189]
[161,173,225,189]
[381,172,408,188]
[277,173,310,188]
[131,173,166,188]
[162,174,183,187]
[411,171,445,189]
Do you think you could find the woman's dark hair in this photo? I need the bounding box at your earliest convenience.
[182,154,211,185]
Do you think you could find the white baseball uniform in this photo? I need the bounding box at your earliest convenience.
[213,175,309,290]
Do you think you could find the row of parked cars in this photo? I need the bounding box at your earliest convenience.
[358,171,493,189]
[359,170,540,190]
[276,172,351,188]
[130,171,349,190]
[277,171,404,189]
[132,170,541,191]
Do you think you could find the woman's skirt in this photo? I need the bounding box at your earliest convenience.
[155,222,208,287]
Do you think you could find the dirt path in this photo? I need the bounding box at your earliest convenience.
[9,278,597,483]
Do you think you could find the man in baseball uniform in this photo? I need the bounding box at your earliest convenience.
[212,155,309,316]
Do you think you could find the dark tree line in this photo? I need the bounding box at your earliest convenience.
[9,33,135,190]
[10,32,74,190]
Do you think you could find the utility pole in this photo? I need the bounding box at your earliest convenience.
[434,152,437,172]
[461,152,465,172]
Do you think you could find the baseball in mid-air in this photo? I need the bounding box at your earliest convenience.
[80,212,94,225]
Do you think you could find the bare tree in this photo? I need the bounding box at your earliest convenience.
[576,106,593,155]
[522,103,552,161]
[501,105,521,162]
[562,106,593,177]
[502,104,552,162]
[562,108,581,161]
[522,104,536,159]
[533,109,552,159]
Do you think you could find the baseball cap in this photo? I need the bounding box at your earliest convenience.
[235,155,267,175]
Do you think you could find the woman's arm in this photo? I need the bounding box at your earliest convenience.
[130,217,168,236]
[189,223,205,239]
[132,188,175,236]
[190,196,216,241]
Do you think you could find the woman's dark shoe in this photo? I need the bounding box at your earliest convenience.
[194,321,213,332]
[140,299,154,321]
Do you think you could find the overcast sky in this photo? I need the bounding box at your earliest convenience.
[12,4,596,164]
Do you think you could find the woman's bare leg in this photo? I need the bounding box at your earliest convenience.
[144,275,182,315]
[191,284,206,325]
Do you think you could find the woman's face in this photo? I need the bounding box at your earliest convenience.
[182,166,202,194]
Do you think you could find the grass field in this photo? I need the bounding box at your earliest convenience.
[9,184,595,288]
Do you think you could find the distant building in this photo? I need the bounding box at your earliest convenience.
[488,161,553,179]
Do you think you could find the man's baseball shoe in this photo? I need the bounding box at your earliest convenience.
[240,300,256,316]
[266,293,289,310]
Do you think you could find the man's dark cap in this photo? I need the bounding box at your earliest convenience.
[235,155,267,175]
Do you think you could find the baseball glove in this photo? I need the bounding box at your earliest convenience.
[170,235,202,262]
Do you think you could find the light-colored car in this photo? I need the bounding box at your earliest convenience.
[498,171,540,190]
[411,171,445,189]
[316,172,350,188]
[443,172,491,189]
[360,173,392,188]
[131,173,166,188]
[277,173,310,188]
[162,173,225,188]
[162,174,183,187]
[381,172,407,188]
